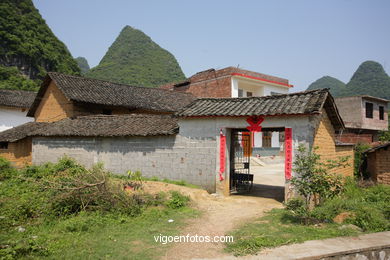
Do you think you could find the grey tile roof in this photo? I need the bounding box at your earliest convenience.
[30,114,178,138]
[0,89,36,108]
[27,72,195,116]
[0,122,49,142]
[176,89,344,130]
[0,114,178,142]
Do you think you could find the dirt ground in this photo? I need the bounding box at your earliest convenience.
[144,162,285,260]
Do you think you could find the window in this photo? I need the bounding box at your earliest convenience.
[0,142,8,149]
[365,102,373,118]
[379,106,385,120]
[262,132,272,148]
[246,91,253,97]
[271,92,281,96]
[238,89,243,97]
[102,109,112,115]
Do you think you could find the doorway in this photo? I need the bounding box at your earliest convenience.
[229,129,253,192]
[229,128,285,201]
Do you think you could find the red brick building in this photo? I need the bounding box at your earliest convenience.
[161,66,293,98]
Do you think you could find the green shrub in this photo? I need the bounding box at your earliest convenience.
[0,156,17,180]
[166,191,190,209]
[291,145,346,210]
[354,143,371,178]
[348,206,389,232]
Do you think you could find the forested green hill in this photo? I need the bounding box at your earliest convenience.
[86,26,185,87]
[0,0,80,91]
[307,61,390,100]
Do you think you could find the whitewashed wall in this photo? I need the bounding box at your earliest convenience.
[0,107,33,132]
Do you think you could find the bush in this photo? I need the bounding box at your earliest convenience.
[166,191,190,209]
[0,156,17,180]
[309,181,390,231]
[354,143,371,178]
[291,145,346,209]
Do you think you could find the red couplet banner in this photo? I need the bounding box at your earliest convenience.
[285,128,293,180]
[219,131,226,181]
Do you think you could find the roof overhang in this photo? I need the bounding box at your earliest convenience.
[231,73,293,88]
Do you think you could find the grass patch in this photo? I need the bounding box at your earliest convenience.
[226,180,390,256]
[0,157,198,259]
[225,209,361,256]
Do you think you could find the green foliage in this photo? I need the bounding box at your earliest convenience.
[166,191,190,209]
[0,157,196,259]
[75,56,90,75]
[0,65,39,91]
[0,0,80,90]
[310,180,390,232]
[354,143,371,178]
[379,114,390,142]
[291,145,346,208]
[307,61,390,100]
[86,26,186,87]
[227,181,390,256]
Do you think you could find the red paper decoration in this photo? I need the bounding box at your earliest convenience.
[285,128,293,180]
[246,116,264,132]
[219,131,226,181]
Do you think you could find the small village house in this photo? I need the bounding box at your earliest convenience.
[0,89,35,132]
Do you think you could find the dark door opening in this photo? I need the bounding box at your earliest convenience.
[230,129,254,192]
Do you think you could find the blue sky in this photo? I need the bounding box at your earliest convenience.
[33,0,390,92]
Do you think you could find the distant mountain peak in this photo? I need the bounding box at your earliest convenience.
[75,57,90,75]
[306,60,390,100]
[86,25,185,87]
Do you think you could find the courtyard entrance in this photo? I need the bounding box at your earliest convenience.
[229,128,285,202]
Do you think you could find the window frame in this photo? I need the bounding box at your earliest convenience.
[379,106,385,120]
[365,102,374,119]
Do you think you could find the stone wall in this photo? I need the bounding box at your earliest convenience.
[32,135,217,192]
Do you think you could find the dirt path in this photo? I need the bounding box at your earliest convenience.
[143,181,283,260]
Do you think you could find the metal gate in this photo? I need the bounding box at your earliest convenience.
[230,130,253,192]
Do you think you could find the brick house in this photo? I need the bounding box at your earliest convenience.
[0,72,354,196]
[160,66,293,98]
[0,89,35,132]
[335,96,389,143]
[364,142,390,185]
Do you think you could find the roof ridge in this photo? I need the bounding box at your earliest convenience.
[47,72,194,96]
[194,88,329,102]
[75,114,172,119]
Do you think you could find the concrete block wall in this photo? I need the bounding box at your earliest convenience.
[32,135,217,192]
